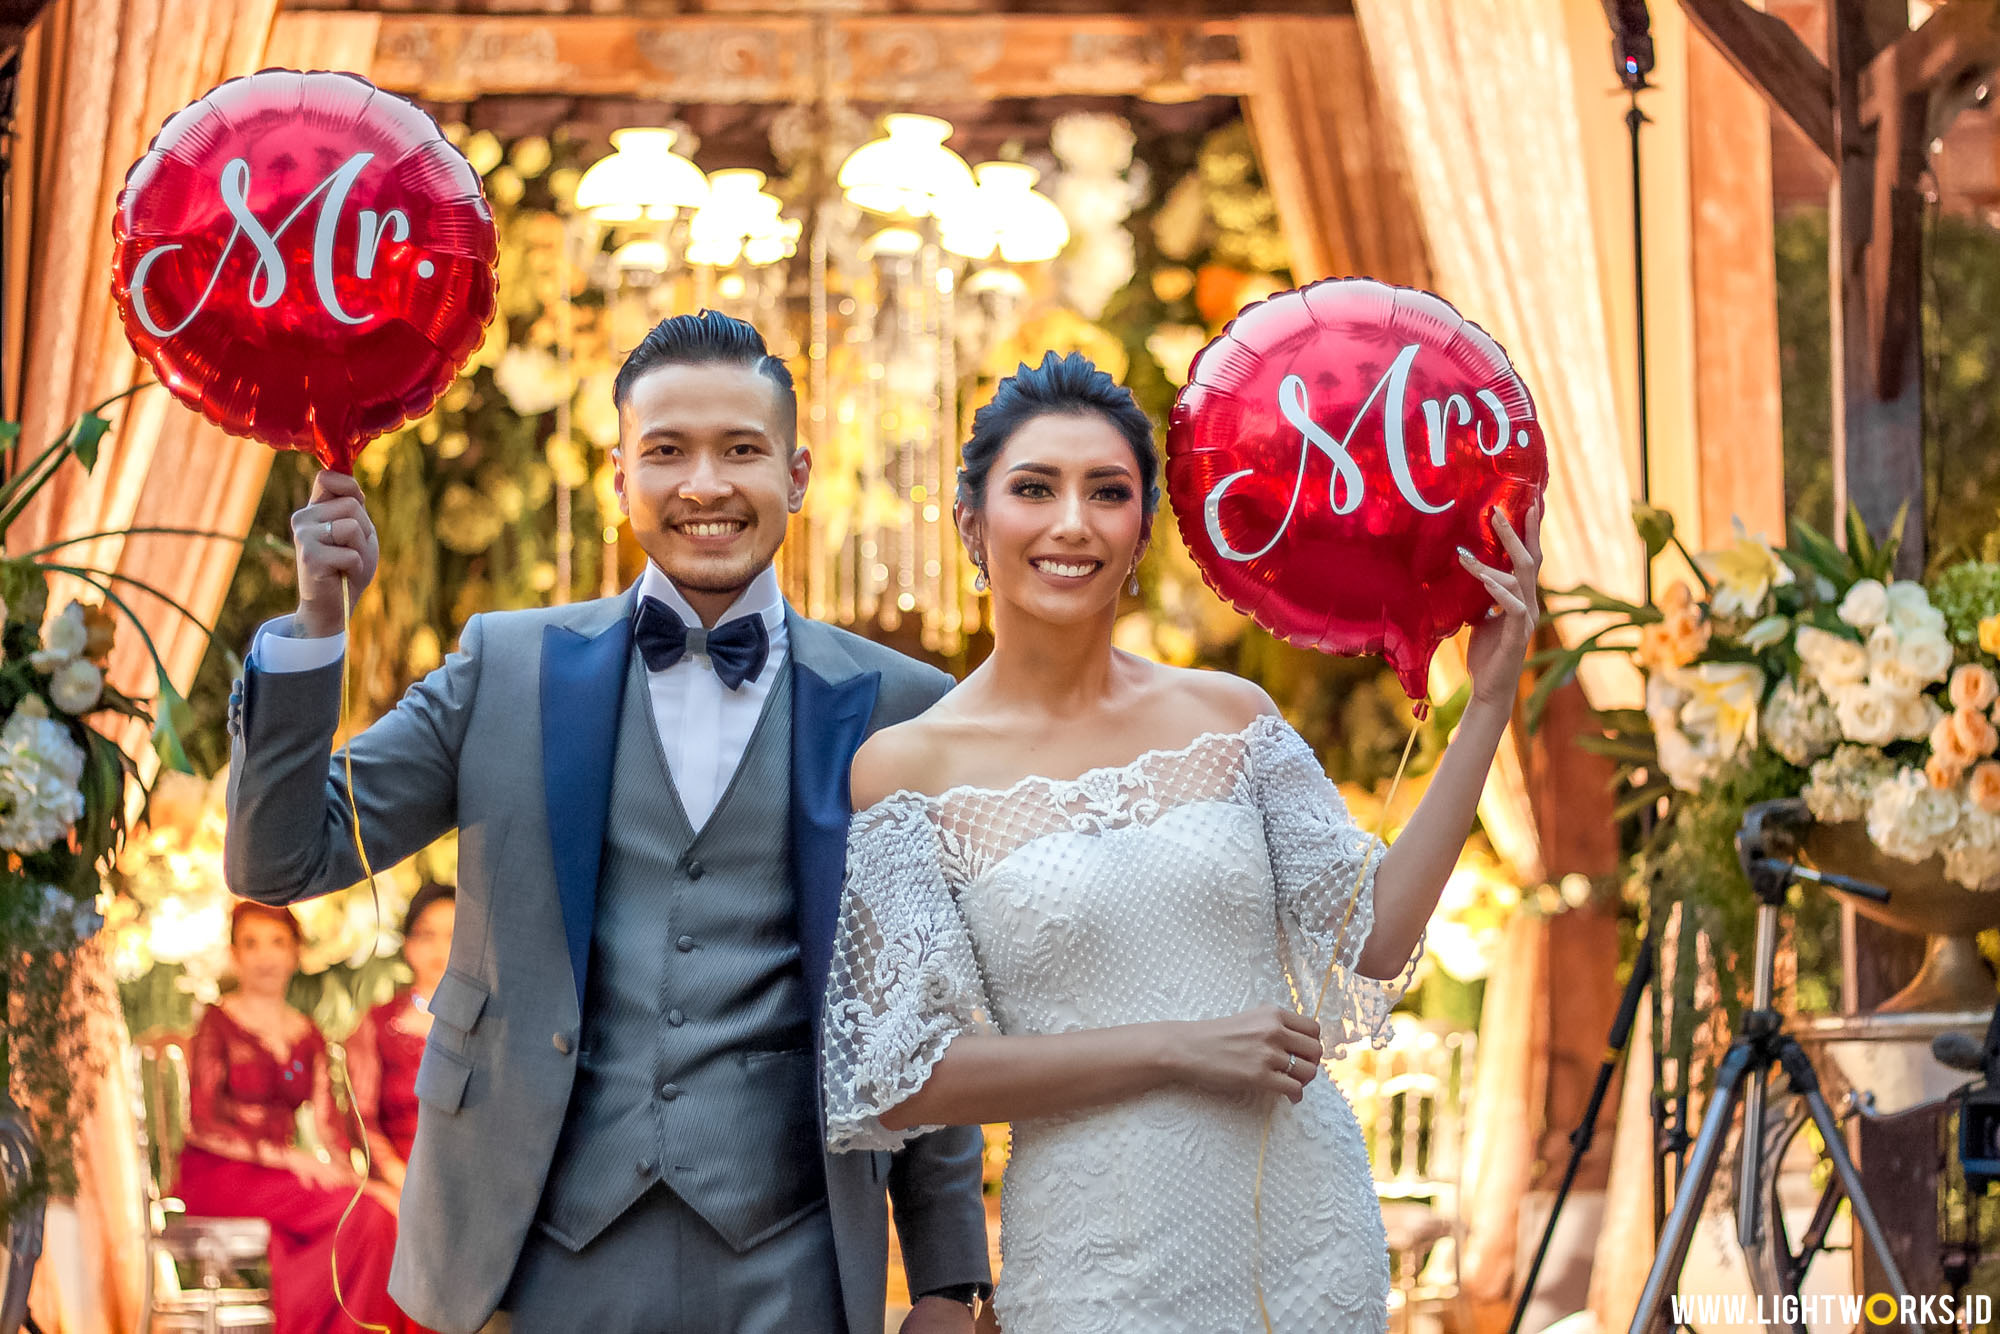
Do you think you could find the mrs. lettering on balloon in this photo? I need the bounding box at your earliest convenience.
[1203,342,1535,561]
[128,152,429,339]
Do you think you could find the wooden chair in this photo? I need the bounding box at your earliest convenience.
[128,1030,275,1334]
[1334,1020,1476,1334]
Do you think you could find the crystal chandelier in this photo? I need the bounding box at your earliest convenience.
[569,90,1069,655]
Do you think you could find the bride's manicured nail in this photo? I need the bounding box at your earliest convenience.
[1457,546,1474,562]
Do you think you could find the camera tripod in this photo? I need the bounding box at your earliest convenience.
[1627,801,1917,1334]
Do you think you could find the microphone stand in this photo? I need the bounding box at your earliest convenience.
[1507,7,1684,1333]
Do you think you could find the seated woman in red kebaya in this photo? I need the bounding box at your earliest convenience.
[343,883,455,1192]
[175,900,419,1334]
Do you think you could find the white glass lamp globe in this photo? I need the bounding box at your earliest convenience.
[575,128,710,223]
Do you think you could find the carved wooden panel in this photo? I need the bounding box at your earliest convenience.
[365,13,1247,101]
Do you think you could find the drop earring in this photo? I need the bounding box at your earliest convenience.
[973,560,989,593]
[1127,567,1140,597]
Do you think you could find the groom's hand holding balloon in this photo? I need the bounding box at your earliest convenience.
[292,471,380,639]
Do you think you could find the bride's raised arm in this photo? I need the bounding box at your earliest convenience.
[1336,501,1544,982]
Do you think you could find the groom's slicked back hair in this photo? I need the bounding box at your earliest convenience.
[613,310,799,450]
[956,350,1159,514]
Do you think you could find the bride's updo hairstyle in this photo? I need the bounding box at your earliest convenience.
[955,351,1160,516]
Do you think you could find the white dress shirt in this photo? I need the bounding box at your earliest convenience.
[251,563,789,831]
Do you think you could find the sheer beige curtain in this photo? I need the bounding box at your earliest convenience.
[1239,14,1546,883]
[6,9,380,1329]
[1352,0,1646,706]
[1238,17,1431,290]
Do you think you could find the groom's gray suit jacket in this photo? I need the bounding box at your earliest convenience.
[223,588,991,1334]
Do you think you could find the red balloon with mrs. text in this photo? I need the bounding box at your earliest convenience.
[111,69,497,472]
[1165,278,1549,701]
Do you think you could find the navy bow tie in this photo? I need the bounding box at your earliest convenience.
[634,597,771,690]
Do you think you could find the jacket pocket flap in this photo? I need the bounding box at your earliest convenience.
[429,969,487,1033]
[413,1042,473,1112]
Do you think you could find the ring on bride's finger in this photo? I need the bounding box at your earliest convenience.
[1285,1053,1297,1076]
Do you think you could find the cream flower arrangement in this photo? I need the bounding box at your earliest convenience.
[1543,505,2000,893]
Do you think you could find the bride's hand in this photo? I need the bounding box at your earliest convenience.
[1461,499,1544,707]
[1164,1005,1322,1104]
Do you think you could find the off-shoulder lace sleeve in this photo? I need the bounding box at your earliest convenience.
[1249,714,1422,1058]
[823,793,994,1153]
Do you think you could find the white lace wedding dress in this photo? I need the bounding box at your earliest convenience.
[823,714,1423,1334]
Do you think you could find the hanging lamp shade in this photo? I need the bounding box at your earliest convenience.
[940,162,1070,263]
[687,169,799,268]
[575,128,710,222]
[838,114,973,218]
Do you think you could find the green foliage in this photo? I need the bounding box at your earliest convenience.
[1777,207,2000,567]
[1633,747,1841,1096]
[1930,560,2000,646]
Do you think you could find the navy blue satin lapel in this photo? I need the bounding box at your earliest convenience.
[541,617,632,1015]
[791,662,880,1025]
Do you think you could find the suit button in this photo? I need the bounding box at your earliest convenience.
[676,935,695,952]
[552,1032,574,1055]
[637,1157,657,1175]
[684,859,705,881]
[667,1009,685,1027]
[659,1083,681,1101]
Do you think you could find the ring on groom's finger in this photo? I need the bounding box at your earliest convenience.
[322,521,334,543]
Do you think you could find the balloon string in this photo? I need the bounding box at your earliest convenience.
[1253,714,1424,1334]
[331,572,392,1334]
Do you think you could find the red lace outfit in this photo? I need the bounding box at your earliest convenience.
[175,1004,417,1334]
[342,988,426,1167]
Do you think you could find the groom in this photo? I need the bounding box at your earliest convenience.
[224,312,991,1333]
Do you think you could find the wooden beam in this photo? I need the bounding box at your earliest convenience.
[1677,0,1837,161]
[1830,0,1925,577]
[1864,49,1929,399]
[364,12,1248,102]
[1858,0,2000,128]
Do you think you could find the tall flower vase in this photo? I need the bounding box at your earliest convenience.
[1803,821,2000,1013]
[0,1089,42,1334]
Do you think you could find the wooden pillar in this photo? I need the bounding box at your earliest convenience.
[1829,0,1926,577]
[1827,0,1941,1301]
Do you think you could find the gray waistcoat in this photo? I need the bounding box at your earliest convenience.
[535,656,823,1254]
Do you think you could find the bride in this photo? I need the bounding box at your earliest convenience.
[822,351,1542,1333]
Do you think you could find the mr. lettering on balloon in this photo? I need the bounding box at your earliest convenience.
[128,152,427,339]
[1202,342,1535,562]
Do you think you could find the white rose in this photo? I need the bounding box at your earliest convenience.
[1868,767,1962,862]
[1896,692,1944,740]
[1886,581,1944,634]
[1796,626,1869,686]
[1893,627,1955,685]
[29,601,88,671]
[49,658,103,714]
[1866,623,1900,665]
[1832,683,1902,745]
[1946,807,2000,890]
[1838,579,1888,629]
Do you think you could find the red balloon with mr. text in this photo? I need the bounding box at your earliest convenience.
[1166,278,1549,702]
[112,69,498,472]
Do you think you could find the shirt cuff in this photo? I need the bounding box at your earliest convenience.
[252,622,347,674]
